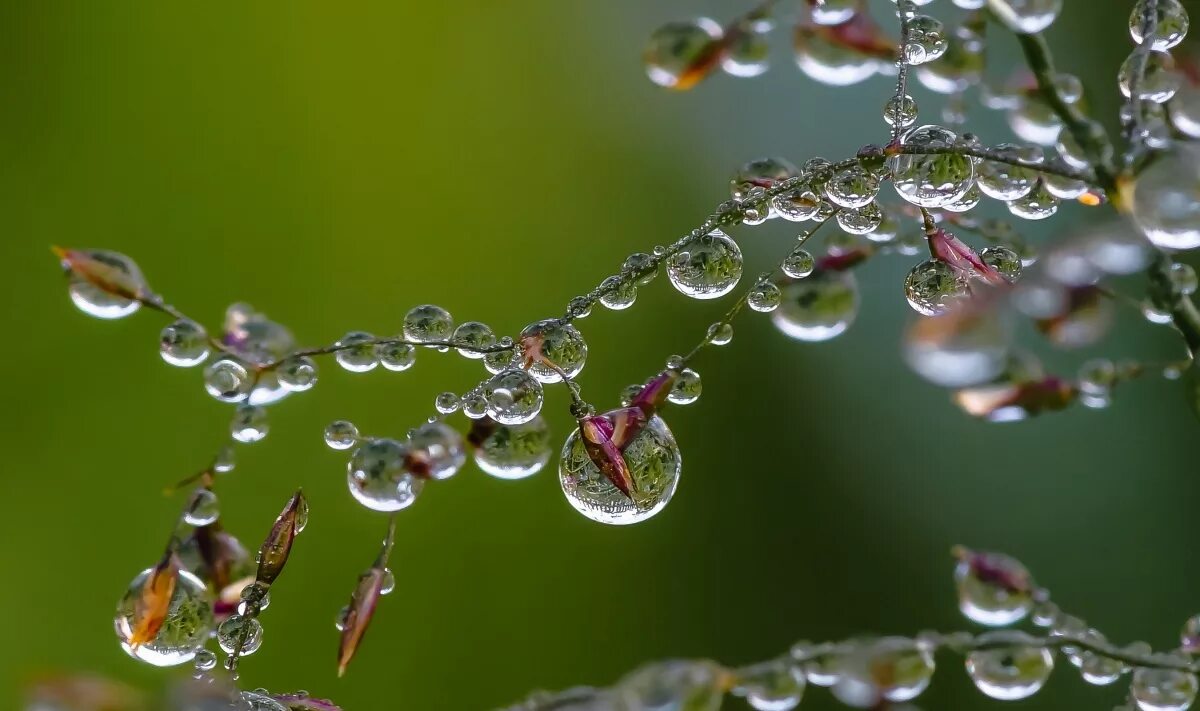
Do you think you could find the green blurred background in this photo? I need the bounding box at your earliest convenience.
[3,1,1199,709]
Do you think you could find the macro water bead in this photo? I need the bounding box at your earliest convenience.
[1131,668,1199,711]
[731,156,800,200]
[1119,51,1181,104]
[160,320,210,367]
[965,631,1054,700]
[230,404,269,443]
[782,250,816,279]
[890,125,975,208]
[483,368,544,426]
[335,331,380,372]
[407,421,467,480]
[735,661,806,711]
[975,144,1038,201]
[519,320,587,383]
[748,281,783,313]
[451,321,496,359]
[114,568,214,667]
[277,355,317,391]
[1132,146,1200,250]
[203,359,253,403]
[825,165,879,209]
[990,0,1063,34]
[471,416,552,480]
[884,95,919,129]
[347,438,424,512]
[668,368,703,405]
[772,271,860,342]
[904,260,969,316]
[184,489,220,526]
[833,637,935,705]
[644,18,724,90]
[904,15,948,65]
[324,420,359,450]
[216,614,263,656]
[60,249,148,320]
[1130,0,1190,51]
[955,549,1036,626]
[667,229,744,299]
[379,341,417,371]
[403,304,454,345]
[559,415,682,525]
[616,660,726,711]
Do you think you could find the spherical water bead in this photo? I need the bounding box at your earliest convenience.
[811,0,857,25]
[722,24,770,78]
[1120,51,1181,103]
[731,156,800,200]
[114,568,214,666]
[772,186,821,222]
[276,356,317,392]
[794,24,887,87]
[460,392,487,420]
[884,94,919,129]
[904,15,948,65]
[1132,668,1199,711]
[1080,652,1125,685]
[185,489,220,526]
[239,692,288,711]
[904,260,968,316]
[833,637,935,705]
[667,230,743,300]
[483,368,544,426]
[981,246,1023,282]
[407,421,466,480]
[1171,85,1200,138]
[347,438,423,512]
[644,18,723,89]
[1130,0,1189,50]
[990,0,1062,34]
[955,551,1034,625]
[334,332,379,372]
[517,321,586,384]
[434,392,460,415]
[965,631,1054,700]
[483,347,515,375]
[193,649,217,672]
[559,415,681,525]
[230,404,268,443]
[706,322,734,345]
[65,250,146,320]
[943,184,982,213]
[216,614,262,656]
[904,308,1012,388]
[380,341,416,371]
[624,252,658,285]
[1042,171,1089,199]
[474,416,552,480]
[160,320,210,367]
[783,250,816,279]
[735,662,806,711]
[1133,145,1200,250]
[403,304,454,345]
[975,144,1039,201]
[838,203,883,235]
[599,276,637,310]
[668,368,703,405]
[204,359,252,403]
[773,271,859,342]
[748,281,783,313]
[1008,182,1060,221]
[213,445,236,474]
[825,166,879,209]
[616,660,726,711]
[451,321,495,359]
[324,420,358,450]
[890,125,975,208]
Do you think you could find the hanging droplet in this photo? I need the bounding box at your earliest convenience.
[347,438,424,512]
[599,276,638,310]
[616,660,727,711]
[403,305,454,346]
[407,421,467,480]
[1131,668,1199,711]
[811,0,858,25]
[889,125,975,208]
[722,22,771,78]
[624,252,658,284]
[904,15,948,65]
[782,250,816,279]
[825,165,880,209]
[462,392,488,420]
[990,0,1063,34]
[904,306,1012,388]
[519,320,588,383]
[1119,50,1181,103]
[193,649,217,672]
[160,320,210,367]
[213,445,236,474]
[833,637,934,705]
[204,359,252,403]
[731,157,800,200]
[335,332,379,373]
[1130,0,1189,51]
[644,18,724,90]
[904,260,969,316]
[706,322,734,345]
[230,404,269,443]
[184,489,220,527]
[1007,181,1060,220]
[734,661,806,711]
[981,246,1023,281]
[748,281,783,313]
[559,415,682,525]
[883,94,919,128]
[276,356,317,392]
[667,230,744,300]
[773,271,859,342]
[434,392,461,414]
[837,202,883,235]
[324,420,359,450]
[114,568,214,667]
[955,549,1035,626]
[975,144,1039,201]
[667,368,703,405]
[451,321,496,359]
[379,342,416,372]
[1132,145,1200,250]
[483,369,544,426]
[772,186,821,222]
[216,614,263,656]
[965,630,1054,700]
[473,416,552,480]
[59,249,148,320]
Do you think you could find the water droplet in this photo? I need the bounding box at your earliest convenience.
[434,391,461,414]
[782,250,816,279]
[1120,50,1181,103]
[904,260,969,316]
[277,356,317,391]
[204,359,252,403]
[644,18,724,89]
[160,320,210,367]
[473,416,553,480]
[904,15,948,65]
[955,550,1034,626]
[668,368,703,405]
[706,322,734,345]
[976,144,1039,200]
[216,614,263,656]
[451,321,495,359]
[981,246,1023,281]
[731,157,800,200]
[559,415,681,525]
[193,649,217,672]
[736,661,806,711]
[462,392,488,420]
[1133,145,1200,250]
[1007,181,1060,220]
[811,0,857,25]
[773,271,859,341]
[825,165,880,209]
[1132,668,1199,711]
[324,420,359,450]
[379,568,396,595]
[772,186,821,222]
[64,249,146,320]
[403,304,454,345]
[213,445,236,474]
[884,94,919,128]
[599,275,638,310]
[230,404,268,443]
[379,341,416,372]
[748,281,783,313]
[1080,652,1125,685]
[519,320,587,383]
[1130,0,1189,50]
[723,21,771,78]
[837,202,884,235]
[890,125,976,207]
[114,568,213,666]
[965,630,1054,700]
[484,369,544,425]
[904,307,1012,388]
[616,660,726,711]
[833,637,934,705]
[185,489,220,526]
[407,421,467,480]
[623,252,658,285]
[347,438,424,511]
[335,332,379,372]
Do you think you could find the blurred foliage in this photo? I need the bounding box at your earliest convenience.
[2,1,1199,709]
